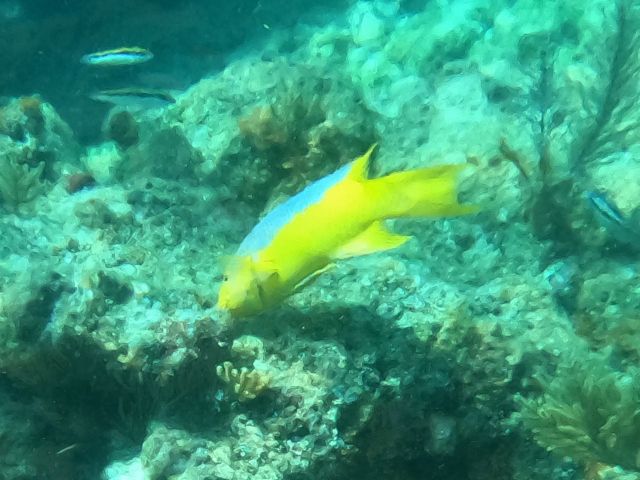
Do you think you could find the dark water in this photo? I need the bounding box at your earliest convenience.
[0,0,345,143]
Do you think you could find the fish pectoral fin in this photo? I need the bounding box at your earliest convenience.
[333,221,410,259]
[254,265,281,306]
[255,264,280,285]
[293,263,335,293]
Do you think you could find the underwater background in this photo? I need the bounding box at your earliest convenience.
[2,0,640,478]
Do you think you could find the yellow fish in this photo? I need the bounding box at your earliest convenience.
[217,145,477,316]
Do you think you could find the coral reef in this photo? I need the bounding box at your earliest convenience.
[0,173,244,477]
[572,260,640,365]
[101,328,367,479]
[4,0,640,479]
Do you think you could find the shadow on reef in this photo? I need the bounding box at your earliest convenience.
[230,303,544,480]
[0,315,227,477]
[0,380,111,480]
[1,331,224,423]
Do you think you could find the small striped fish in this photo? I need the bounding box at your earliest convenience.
[587,190,640,245]
[89,88,175,110]
[81,47,153,66]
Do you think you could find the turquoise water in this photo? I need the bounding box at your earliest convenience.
[2,0,640,479]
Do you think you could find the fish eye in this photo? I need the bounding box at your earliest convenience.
[222,275,229,282]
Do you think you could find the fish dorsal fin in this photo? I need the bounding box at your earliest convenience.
[348,143,377,181]
[333,221,410,259]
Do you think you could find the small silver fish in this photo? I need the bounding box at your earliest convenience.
[81,47,153,66]
[56,443,78,455]
[587,190,640,245]
[90,88,175,110]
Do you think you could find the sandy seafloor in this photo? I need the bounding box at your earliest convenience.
[2,0,640,479]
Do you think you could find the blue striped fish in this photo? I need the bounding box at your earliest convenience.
[81,47,153,66]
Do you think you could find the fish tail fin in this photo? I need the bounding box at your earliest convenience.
[370,163,479,218]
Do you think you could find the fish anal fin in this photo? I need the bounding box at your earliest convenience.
[333,221,410,259]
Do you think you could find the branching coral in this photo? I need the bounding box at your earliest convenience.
[216,361,270,402]
[518,354,640,472]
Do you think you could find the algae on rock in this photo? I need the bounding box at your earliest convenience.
[0,155,45,208]
[0,95,80,210]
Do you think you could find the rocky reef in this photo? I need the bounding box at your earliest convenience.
[2,0,640,479]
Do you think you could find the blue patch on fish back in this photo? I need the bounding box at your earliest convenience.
[237,162,353,256]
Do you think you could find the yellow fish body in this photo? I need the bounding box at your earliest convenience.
[217,146,477,316]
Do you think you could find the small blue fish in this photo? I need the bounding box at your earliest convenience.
[587,190,640,245]
[81,47,153,66]
[90,88,175,110]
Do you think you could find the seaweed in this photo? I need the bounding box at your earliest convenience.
[0,156,45,209]
[575,1,640,170]
[518,353,640,473]
[530,1,640,248]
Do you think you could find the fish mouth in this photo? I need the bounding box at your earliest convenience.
[216,295,236,312]
[216,298,252,317]
[216,299,229,310]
